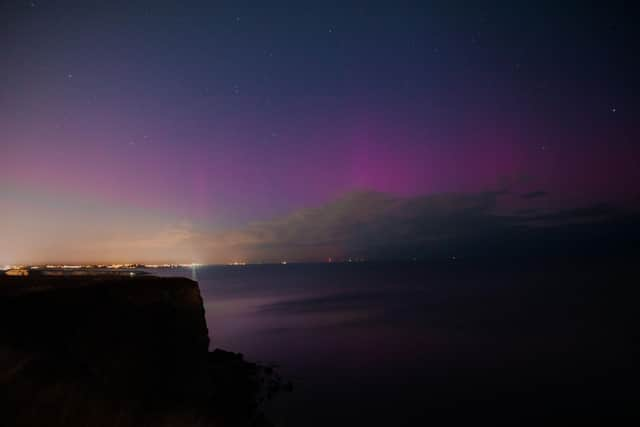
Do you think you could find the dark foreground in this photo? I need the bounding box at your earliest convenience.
[0,275,287,427]
[1,259,638,426]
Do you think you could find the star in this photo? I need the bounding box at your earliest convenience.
[611,107,617,113]
[67,73,73,79]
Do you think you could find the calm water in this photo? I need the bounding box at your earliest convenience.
[152,261,633,425]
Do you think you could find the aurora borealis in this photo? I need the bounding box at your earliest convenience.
[2,1,639,264]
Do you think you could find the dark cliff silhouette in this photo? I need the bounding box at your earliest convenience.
[0,274,288,427]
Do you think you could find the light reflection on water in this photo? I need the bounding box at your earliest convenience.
[150,264,450,412]
[147,262,620,426]
[148,263,495,423]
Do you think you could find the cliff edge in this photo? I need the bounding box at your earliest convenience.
[0,274,283,427]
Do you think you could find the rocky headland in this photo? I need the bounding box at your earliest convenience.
[0,273,287,427]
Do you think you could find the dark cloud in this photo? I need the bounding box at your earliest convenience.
[515,208,540,215]
[209,191,512,261]
[521,191,548,199]
[206,190,639,263]
[526,203,616,222]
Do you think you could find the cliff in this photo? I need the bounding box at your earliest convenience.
[0,274,284,427]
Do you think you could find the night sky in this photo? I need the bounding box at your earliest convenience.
[1,1,639,264]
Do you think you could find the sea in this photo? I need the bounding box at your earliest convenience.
[150,259,634,425]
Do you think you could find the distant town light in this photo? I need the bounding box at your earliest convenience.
[5,269,29,276]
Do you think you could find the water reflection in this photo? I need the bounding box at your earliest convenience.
[150,262,633,426]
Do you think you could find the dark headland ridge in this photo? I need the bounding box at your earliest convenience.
[0,273,288,427]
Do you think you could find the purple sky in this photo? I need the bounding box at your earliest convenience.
[1,1,639,264]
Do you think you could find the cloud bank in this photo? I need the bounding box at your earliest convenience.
[204,190,640,263]
[2,186,638,264]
